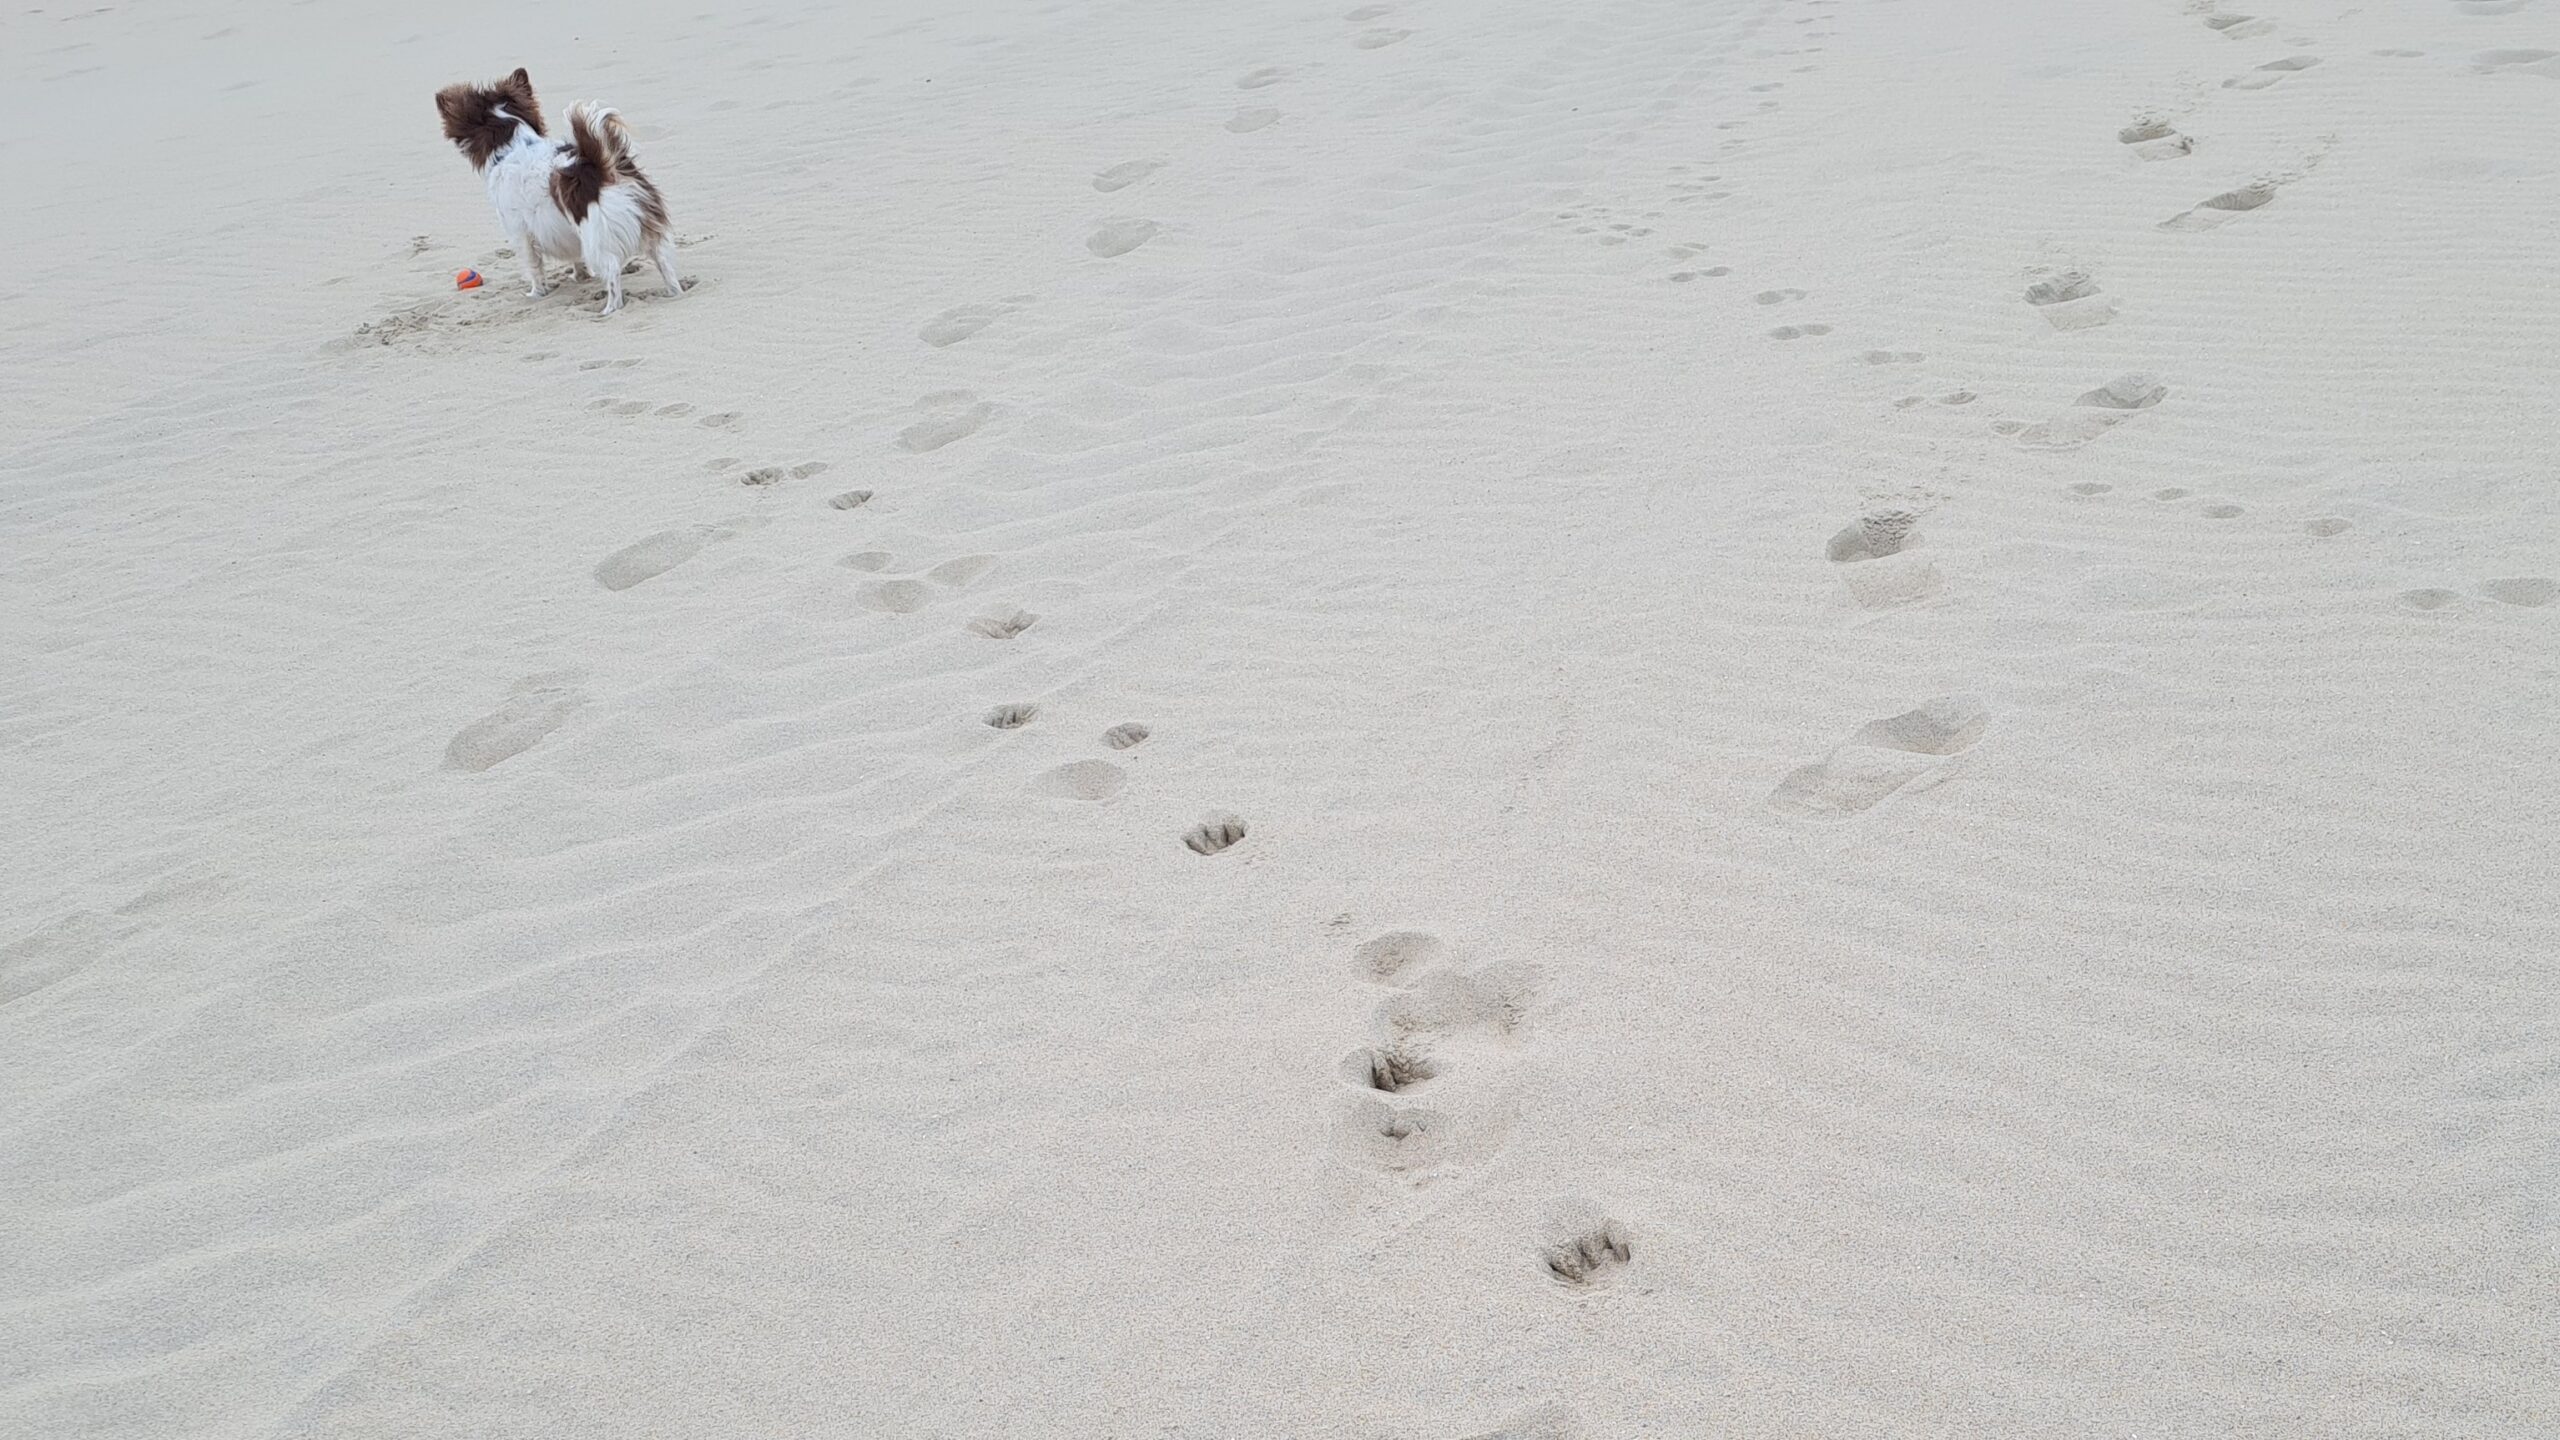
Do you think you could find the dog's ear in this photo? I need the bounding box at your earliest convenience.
[498,67,545,135]
[434,83,476,141]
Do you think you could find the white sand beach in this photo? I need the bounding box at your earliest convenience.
[5,0,2558,1434]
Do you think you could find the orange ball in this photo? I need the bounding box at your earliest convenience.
[455,268,484,290]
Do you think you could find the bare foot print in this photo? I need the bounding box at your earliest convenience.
[1772,695,1989,817]
[1355,930,1446,982]
[2473,49,2560,77]
[1036,759,1127,800]
[2160,180,2278,232]
[2482,577,2557,607]
[1092,159,1162,193]
[920,301,1014,347]
[1087,218,1160,257]
[899,391,992,452]
[2024,266,2116,329]
[2119,114,2194,161]
[2225,55,2321,90]
[860,579,931,614]
[2011,372,2166,450]
[444,672,585,771]
[595,524,727,590]
[1226,107,1282,133]
[1829,510,1944,608]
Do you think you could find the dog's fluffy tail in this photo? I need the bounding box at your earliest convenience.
[554,101,667,231]
[566,102,632,182]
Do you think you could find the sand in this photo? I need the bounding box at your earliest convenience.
[5,0,2558,1434]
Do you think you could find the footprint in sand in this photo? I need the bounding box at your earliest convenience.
[2160,180,2279,231]
[595,524,736,591]
[1092,159,1162,193]
[1768,324,1834,340]
[983,702,1039,730]
[2200,9,2275,39]
[860,579,931,614]
[1860,350,1924,365]
[1754,288,1806,305]
[929,555,996,587]
[1825,509,1919,563]
[1226,107,1282,133]
[2023,266,2117,329]
[737,461,829,487]
[1036,759,1127,800]
[2481,577,2557,607]
[1541,1207,1635,1287]
[444,671,585,771]
[1826,508,1943,609]
[2400,587,2461,612]
[2005,372,2166,450]
[920,300,1020,346]
[1356,930,1447,982]
[969,606,1038,639]
[1102,721,1151,749]
[2306,516,2353,536]
[899,391,992,452]
[1354,27,1411,48]
[1668,267,1731,283]
[1236,66,1286,89]
[827,488,876,511]
[2119,115,2194,161]
[1087,218,1159,257]
[1183,812,1248,855]
[841,550,894,572]
[1336,948,1538,1180]
[2472,49,2560,77]
[1771,694,1989,817]
[2226,55,2321,90]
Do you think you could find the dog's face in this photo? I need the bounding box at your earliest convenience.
[434,67,546,170]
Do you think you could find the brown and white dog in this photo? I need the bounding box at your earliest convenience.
[434,69,681,315]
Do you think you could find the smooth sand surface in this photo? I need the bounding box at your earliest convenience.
[6,0,2559,1435]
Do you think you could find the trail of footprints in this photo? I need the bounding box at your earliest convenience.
[439,31,2550,1406]
[1329,927,1632,1306]
[1793,3,2555,824]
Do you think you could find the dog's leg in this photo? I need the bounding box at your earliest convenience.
[516,235,550,298]
[593,253,626,316]
[652,238,683,298]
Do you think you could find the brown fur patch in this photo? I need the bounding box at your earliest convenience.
[550,104,672,241]
[550,104,613,224]
[434,67,546,170]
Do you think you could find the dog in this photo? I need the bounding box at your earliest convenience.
[433,68,682,315]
